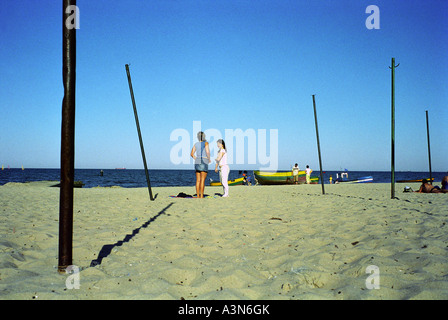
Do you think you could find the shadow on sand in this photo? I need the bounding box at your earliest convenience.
[90,202,174,267]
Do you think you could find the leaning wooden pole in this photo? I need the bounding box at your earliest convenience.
[125,64,154,201]
[59,0,77,273]
[312,95,325,195]
[426,110,432,185]
[390,58,399,199]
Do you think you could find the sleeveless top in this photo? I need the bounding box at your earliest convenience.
[218,148,228,166]
[194,141,207,163]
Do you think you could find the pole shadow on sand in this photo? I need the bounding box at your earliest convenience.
[90,202,174,267]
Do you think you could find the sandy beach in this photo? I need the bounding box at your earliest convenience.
[0,181,447,300]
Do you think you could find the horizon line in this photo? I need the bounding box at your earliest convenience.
[1,167,446,173]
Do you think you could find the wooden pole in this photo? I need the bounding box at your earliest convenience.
[59,0,76,273]
[125,64,154,201]
[312,95,325,195]
[390,58,399,199]
[426,110,432,185]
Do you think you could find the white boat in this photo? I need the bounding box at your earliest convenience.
[334,171,373,184]
[338,176,373,184]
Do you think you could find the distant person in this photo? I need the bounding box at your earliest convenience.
[243,171,252,186]
[305,165,312,184]
[190,131,211,198]
[415,179,442,193]
[329,175,333,184]
[440,176,448,193]
[215,139,229,197]
[292,163,300,184]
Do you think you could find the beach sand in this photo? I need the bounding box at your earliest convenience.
[1,181,447,300]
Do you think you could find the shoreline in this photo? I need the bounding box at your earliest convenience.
[2,169,447,190]
[2,179,446,189]
[1,181,447,300]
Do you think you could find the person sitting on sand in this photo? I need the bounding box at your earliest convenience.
[242,171,252,186]
[415,179,442,193]
[440,176,448,193]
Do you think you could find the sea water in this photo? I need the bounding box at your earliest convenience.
[0,168,446,188]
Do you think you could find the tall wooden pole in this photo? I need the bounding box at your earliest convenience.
[426,110,432,185]
[125,64,154,201]
[312,95,325,195]
[390,58,399,199]
[59,0,77,273]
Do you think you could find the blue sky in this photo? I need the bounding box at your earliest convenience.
[0,0,447,171]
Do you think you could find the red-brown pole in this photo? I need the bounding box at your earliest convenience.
[59,0,77,273]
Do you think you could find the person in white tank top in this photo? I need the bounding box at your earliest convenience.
[215,139,229,197]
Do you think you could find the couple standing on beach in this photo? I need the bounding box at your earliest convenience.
[190,131,229,198]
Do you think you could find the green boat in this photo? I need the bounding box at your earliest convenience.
[209,177,244,186]
[253,170,319,185]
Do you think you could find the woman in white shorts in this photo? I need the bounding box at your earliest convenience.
[215,139,229,197]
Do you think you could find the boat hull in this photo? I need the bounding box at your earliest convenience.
[397,178,434,183]
[253,170,318,185]
[337,176,373,184]
[210,177,245,186]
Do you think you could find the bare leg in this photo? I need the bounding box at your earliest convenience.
[199,171,207,198]
[195,171,201,198]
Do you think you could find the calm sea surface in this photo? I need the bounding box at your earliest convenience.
[0,168,446,188]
